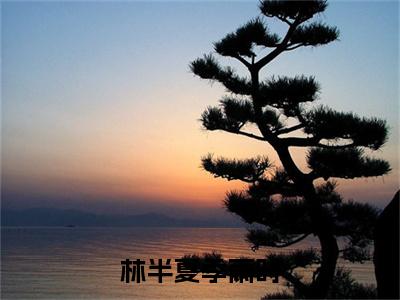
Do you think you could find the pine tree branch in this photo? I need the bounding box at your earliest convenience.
[233,130,266,141]
[290,22,339,47]
[259,0,328,23]
[258,76,320,108]
[202,154,272,183]
[307,148,391,180]
[281,137,318,147]
[233,54,251,68]
[213,127,267,142]
[275,123,305,135]
[277,16,293,26]
[190,55,252,95]
[255,18,301,70]
[285,43,305,51]
[303,106,388,150]
[274,234,310,248]
[214,18,280,59]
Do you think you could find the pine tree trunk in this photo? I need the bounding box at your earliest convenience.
[274,146,339,298]
[310,232,339,298]
[303,182,339,299]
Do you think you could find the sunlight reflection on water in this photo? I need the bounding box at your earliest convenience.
[1,227,375,299]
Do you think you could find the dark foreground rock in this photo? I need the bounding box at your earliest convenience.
[374,190,399,299]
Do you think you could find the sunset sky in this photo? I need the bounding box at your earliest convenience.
[2,1,398,218]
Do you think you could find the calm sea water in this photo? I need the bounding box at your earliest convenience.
[1,227,375,299]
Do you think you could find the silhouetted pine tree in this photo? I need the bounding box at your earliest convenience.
[190,1,390,298]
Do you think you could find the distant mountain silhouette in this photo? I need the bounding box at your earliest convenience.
[1,208,243,228]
